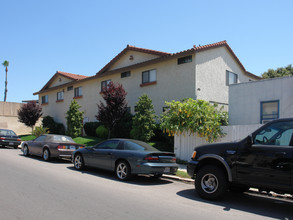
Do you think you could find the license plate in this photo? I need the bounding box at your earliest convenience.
[164,167,170,173]
[9,142,14,145]
[70,146,76,150]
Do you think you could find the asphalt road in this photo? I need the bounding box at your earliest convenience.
[1,148,292,220]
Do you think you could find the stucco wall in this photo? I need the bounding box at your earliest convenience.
[229,76,293,125]
[41,56,196,125]
[109,51,160,71]
[49,75,74,88]
[195,47,253,110]
[0,102,41,135]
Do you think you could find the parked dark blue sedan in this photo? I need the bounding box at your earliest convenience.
[72,139,178,180]
[0,129,21,149]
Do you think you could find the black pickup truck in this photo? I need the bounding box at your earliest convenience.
[187,118,293,200]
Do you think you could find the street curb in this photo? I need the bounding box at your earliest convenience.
[163,174,194,183]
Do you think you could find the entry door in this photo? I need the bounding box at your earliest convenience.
[237,121,293,190]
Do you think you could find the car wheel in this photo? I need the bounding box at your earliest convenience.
[195,165,228,200]
[14,145,18,149]
[23,145,29,156]
[43,148,51,161]
[116,161,131,180]
[74,154,84,170]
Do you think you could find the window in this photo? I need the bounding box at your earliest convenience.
[34,135,47,142]
[261,101,279,123]
[41,95,48,104]
[126,107,131,113]
[178,55,192,65]
[142,69,156,84]
[226,71,238,85]
[74,87,82,97]
[94,140,120,150]
[57,91,64,101]
[101,80,111,92]
[67,86,73,91]
[121,71,131,78]
[254,121,293,146]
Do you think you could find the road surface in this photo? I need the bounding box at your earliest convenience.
[0,148,292,220]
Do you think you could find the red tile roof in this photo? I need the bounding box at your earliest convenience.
[57,71,88,80]
[96,45,170,75]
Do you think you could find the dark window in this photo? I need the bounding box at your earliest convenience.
[142,69,156,84]
[94,140,120,149]
[41,95,48,104]
[134,106,138,112]
[101,80,111,92]
[123,140,158,151]
[177,55,192,65]
[67,86,73,91]
[74,87,82,97]
[254,121,293,146]
[126,107,131,112]
[121,71,131,78]
[34,135,47,142]
[57,91,64,101]
[226,70,238,85]
[261,101,279,123]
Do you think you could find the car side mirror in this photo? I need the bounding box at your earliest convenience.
[246,135,253,146]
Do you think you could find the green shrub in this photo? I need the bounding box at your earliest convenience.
[96,125,108,139]
[42,115,65,135]
[112,111,133,138]
[32,126,49,137]
[84,122,101,137]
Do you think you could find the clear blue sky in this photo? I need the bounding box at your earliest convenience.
[1,0,292,103]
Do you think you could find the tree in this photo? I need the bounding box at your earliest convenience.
[262,64,293,79]
[2,60,9,102]
[131,94,156,142]
[17,101,43,132]
[66,100,84,138]
[96,81,128,138]
[160,99,226,143]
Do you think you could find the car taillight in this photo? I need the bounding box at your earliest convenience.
[172,158,176,162]
[17,138,21,141]
[0,137,5,140]
[57,145,67,150]
[144,156,159,161]
[192,151,197,159]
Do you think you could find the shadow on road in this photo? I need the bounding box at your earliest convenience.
[67,166,173,186]
[177,189,293,219]
[18,153,72,164]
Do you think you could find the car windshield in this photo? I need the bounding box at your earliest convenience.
[124,140,159,151]
[52,135,74,143]
[0,129,16,136]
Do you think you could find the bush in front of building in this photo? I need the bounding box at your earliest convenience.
[84,122,101,137]
[111,111,133,138]
[42,115,65,135]
[32,126,49,137]
[96,125,108,139]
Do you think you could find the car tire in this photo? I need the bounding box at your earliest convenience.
[74,154,84,170]
[43,148,51,161]
[23,145,29,156]
[116,161,131,181]
[195,165,228,200]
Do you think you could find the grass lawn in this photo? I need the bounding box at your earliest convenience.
[73,136,104,146]
[19,135,36,141]
[175,170,191,179]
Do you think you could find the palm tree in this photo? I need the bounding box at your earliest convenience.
[2,60,9,102]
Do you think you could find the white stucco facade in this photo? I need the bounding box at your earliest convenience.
[229,76,293,125]
[37,41,260,128]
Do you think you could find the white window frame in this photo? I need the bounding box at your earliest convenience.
[142,69,156,84]
[57,91,64,101]
[74,87,82,97]
[41,95,48,104]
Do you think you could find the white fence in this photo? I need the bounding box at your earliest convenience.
[174,124,262,161]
